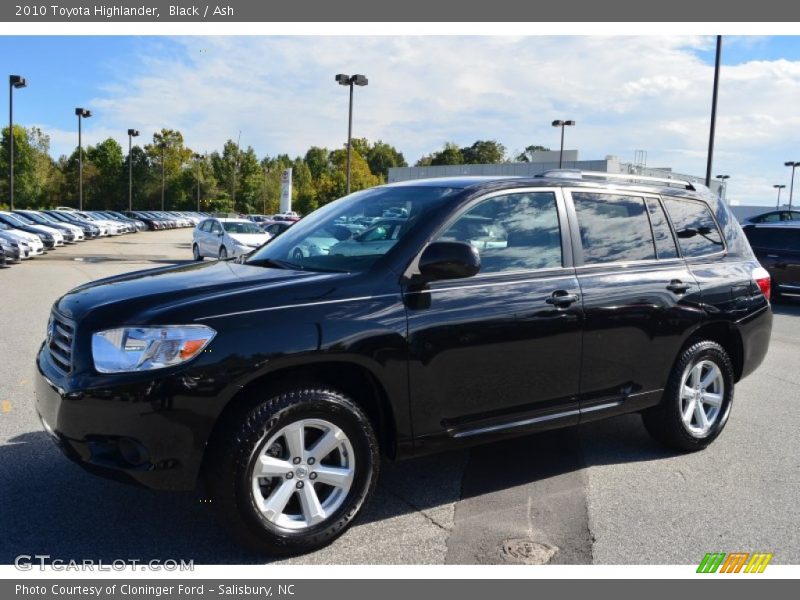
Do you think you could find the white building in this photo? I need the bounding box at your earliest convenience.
[388,150,724,197]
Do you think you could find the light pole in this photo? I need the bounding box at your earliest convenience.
[9,75,26,211]
[160,142,166,211]
[335,73,368,195]
[193,153,203,212]
[705,35,722,187]
[774,184,786,209]
[75,107,92,210]
[551,119,575,169]
[127,129,139,212]
[785,161,799,209]
[715,174,730,199]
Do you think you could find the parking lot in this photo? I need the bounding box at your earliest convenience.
[1,229,798,565]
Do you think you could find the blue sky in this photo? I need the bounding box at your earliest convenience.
[2,35,800,205]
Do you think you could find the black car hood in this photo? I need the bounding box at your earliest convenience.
[55,260,339,323]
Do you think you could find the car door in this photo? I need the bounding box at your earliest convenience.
[405,188,583,446]
[207,220,223,255]
[565,189,702,418]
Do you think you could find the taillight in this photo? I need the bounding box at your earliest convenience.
[753,266,771,302]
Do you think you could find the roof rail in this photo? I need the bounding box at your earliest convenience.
[536,169,698,191]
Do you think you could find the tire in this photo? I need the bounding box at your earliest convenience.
[192,244,203,261]
[205,387,380,555]
[219,246,228,260]
[642,340,734,451]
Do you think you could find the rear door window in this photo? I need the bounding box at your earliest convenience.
[571,192,656,264]
[662,197,724,258]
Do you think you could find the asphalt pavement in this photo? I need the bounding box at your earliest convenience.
[0,229,797,565]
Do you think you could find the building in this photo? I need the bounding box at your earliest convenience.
[388,150,724,197]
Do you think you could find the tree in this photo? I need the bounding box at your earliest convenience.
[516,145,551,162]
[461,140,506,164]
[144,129,193,210]
[86,138,124,209]
[0,125,59,208]
[416,142,464,167]
[364,140,406,180]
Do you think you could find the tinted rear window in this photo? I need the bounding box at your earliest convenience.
[663,197,724,258]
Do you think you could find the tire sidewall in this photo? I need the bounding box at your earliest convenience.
[230,394,377,552]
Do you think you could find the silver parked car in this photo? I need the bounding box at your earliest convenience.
[192,218,271,260]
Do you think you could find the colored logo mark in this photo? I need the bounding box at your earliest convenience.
[697,552,773,573]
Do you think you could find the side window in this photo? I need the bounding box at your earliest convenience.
[572,192,656,264]
[199,220,210,232]
[435,192,562,273]
[210,221,222,234]
[663,197,724,258]
[761,213,781,223]
[645,198,679,259]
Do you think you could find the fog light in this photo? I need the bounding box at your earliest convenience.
[117,437,149,466]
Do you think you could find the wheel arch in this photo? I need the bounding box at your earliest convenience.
[682,320,744,382]
[202,358,399,473]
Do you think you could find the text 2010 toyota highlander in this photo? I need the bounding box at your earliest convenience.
[35,172,772,555]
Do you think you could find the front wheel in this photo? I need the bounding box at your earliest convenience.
[642,340,734,451]
[205,387,379,555]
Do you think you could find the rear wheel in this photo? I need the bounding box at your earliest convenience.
[192,244,203,261]
[219,246,228,260]
[642,340,734,451]
[205,387,379,555]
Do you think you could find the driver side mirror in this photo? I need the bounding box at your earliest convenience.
[418,241,480,281]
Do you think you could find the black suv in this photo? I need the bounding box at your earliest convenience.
[743,223,800,299]
[35,172,772,555]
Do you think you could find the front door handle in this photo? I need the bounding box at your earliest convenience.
[666,279,691,294]
[546,290,580,307]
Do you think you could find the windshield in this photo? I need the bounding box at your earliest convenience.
[223,221,263,234]
[2,214,28,227]
[11,213,34,225]
[247,185,459,273]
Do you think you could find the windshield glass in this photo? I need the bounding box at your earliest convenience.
[247,185,459,273]
[2,214,28,227]
[11,213,34,225]
[223,221,263,234]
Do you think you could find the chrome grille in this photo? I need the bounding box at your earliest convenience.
[48,313,74,374]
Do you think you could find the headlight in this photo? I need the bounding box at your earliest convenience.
[91,325,216,373]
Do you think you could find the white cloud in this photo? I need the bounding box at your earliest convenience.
[39,35,800,206]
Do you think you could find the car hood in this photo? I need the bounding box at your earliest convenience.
[55,259,339,324]
[229,233,270,246]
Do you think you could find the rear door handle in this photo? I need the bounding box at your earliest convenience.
[666,280,691,294]
[546,290,580,307]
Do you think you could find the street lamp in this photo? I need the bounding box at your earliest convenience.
[127,129,139,212]
[785,161,799,209]
[8,75,27,210]
[335,73,368,195]
[551,119,575,169]
[193,153,204,212]
[774,184,786,209]
[75,107,92,210]
[715,174,730,200]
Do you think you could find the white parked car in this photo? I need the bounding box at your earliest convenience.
[76,211,126,236]
[192,218,271,260]
[0,211,64,246]
[16,210,85,242]
[0,222,45,256]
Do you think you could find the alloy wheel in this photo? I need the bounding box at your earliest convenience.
[679,359,724,437]
[250,418,355,530]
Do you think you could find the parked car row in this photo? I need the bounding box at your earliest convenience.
[0,207,206,269]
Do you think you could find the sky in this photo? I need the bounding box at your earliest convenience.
[1,35,799,206]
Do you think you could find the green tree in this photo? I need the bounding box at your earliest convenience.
[365,140,406,180]
[0,125,59,208]
[515,145,551,162]
[461,140,506,164]
[86,138,124,209]
[144,129,193,210]
[416,142,464,166]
